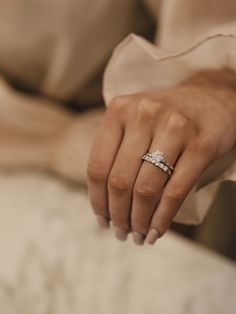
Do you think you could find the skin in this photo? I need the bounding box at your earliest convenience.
[86,69,236,245]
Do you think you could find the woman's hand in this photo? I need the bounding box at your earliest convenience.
[86,69,236,245]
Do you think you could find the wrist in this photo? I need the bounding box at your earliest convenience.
[182,68,236,134]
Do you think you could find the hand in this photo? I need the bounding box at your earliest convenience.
[86,69,236,245]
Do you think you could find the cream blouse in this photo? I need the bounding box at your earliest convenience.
[0,0,235,224]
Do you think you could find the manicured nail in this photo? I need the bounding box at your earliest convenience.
[132,232,145,245]
[96,215,110,229]
[146,229,159,245]
[114,227,128,241]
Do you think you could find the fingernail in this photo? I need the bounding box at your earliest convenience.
[114,227,128,241]
[146,229,159,245]
[132,232,145,245]
[96,215,110,229]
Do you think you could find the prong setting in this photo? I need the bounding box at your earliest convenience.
[142,150,174,177]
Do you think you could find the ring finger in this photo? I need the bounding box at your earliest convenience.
[131,125,186,244]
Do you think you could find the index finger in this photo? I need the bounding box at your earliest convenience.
[86,105,123,228]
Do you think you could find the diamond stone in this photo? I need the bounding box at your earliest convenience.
[149,151,164,163]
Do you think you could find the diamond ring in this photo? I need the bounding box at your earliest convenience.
[141,150,174,177]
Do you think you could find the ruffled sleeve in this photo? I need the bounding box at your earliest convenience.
[102,12,236,224]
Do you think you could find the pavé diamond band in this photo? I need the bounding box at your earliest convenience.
[141,150,174,177]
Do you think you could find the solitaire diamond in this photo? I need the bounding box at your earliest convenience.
[142,150,174,177]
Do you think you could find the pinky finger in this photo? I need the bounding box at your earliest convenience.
[146,142,212,245]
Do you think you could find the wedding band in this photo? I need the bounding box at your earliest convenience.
[141,150,174,177]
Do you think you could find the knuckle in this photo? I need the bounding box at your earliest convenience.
[164,188,184,204]
[166,111,190,131]
[108,174,130,192]
[108,95,131,112]
[134,183,157,199]
[136,99,158,123]
[87,160,108,182]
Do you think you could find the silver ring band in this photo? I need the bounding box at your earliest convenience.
[141,150,174,177]
[144,152,174,171]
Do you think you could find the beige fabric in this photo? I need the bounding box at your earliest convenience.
[104,0,236,224]
[0,172,236,313]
